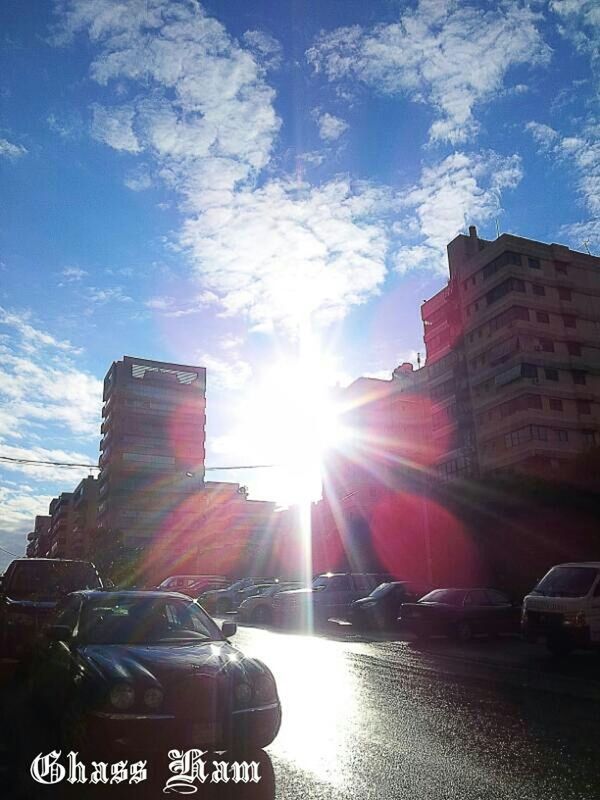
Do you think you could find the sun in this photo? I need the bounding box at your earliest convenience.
[233,338,347,507]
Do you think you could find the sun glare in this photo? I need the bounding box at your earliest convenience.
[232,332,347,508]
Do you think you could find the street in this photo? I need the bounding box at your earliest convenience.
[2,621,600,799]
[231,622,600,800]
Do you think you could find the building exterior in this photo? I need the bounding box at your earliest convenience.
[70,476,99,559]
[97,356,207,563]
[48,493,75,558]
[419,226,600,479]
[25,515,51,558]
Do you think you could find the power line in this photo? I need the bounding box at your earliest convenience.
[0,543,19,558]
[0,454,279,472]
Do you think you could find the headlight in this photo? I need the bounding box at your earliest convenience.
[234,682,253,707]
[253,674,277,705]
[110,683,135,710]
[143,687,163,709]
[563,612,586,627]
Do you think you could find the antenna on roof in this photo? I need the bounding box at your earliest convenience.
[495,218,500,239]
[583,240,591,255]
[417,352,422,368]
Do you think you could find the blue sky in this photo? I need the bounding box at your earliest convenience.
[0,0,598,565]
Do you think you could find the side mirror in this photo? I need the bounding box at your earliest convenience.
[46,625,72,642]
[221,621,237,638]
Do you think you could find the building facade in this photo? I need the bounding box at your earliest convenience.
[48,493,75,558]
[71,476,99,559]
[25,515,51,558]
[420,227,600,479]
[97,356,207,560]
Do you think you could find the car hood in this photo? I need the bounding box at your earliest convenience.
[77,641,269,686]
[353,597,377,608]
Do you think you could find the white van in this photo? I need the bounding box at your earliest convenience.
[521,562,600,655]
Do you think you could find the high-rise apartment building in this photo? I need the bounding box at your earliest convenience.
[48,493,74,558]
[26,515,51,558]
[71,476,99,559]
[98,356,206,560]
[420,227,600,479]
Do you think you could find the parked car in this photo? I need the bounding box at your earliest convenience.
[238,583,303,625]
[0,558,103,665]
[349,581,430,630]
[25,590,281,753]
[199,578,278,615]
[156,574,227,592]
[399,588,520,642]
[273,572,391,628]
[521,561,600,656]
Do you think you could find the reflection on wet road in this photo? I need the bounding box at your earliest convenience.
[233,624,600,800]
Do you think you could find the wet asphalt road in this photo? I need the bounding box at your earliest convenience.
[2,623,599,800]
[231,622,600,800]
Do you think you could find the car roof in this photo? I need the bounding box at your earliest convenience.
[73,590,196,601]
[551,562,600,569]
[10,558,94,565]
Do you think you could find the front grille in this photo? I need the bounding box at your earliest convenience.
[527,610,564,628]
[168,675,223,722]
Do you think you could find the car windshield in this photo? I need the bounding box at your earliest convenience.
[419,589,466,606]
[532,566,599,598]
[7,562,101,600]
[78,596,224,644]
[370,583,394,599]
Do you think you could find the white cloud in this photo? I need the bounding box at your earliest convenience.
[87,286,132,303]
[179,177,392,330]
[124,167,153,191]
[91,103,141,152]
[527,119,600,244]
[242,30,283,70]
[60,266,88,281]
[307,1,551,143]
[0,307,102,439]
[0,137,27,158]
[394,151,523,273]
[550,1,600,71]
[313,110,349,141]
[200,353,253,391]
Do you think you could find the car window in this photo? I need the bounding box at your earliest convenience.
[486,590,510,606]
[353,575,374,591]
[6,562,101,599]
[329,576,352,591]
[79,597,223,644]
[593,581,600,598]
[420,589,466,606]
[466,590,491,606]
[54,596,82,632]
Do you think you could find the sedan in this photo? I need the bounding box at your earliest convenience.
[237,583,303,625]
[349,581,430,630]
[399,588,521,642]
[25,591,281,754]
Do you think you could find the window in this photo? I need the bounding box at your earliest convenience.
[558,287,572,301]
[572,370,587,385]
[563,315,577,328]
[482,251,522,280]
[577,400,591,415]
[556,429,568,442]
[544,368,559,381]
[554,261,568,275]
[583,431,597,448]
[567,342,582,357]
[532,284,545,296]
[549,398,563,412]
[539,338,554,352]
[486,589,510,606]
[521,363,538,379]
[499,394,543,419]
[485,278,526,306]
[528,257,541,269]
[536,311,549,323]
[505,425,548,448]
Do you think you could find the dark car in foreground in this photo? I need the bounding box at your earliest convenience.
[26,591,281,754]
[0,558,102,666]
[349,581,430,630]
[399,588,520,642]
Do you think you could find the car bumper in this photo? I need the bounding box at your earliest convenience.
[88,701,281,752]
[522,621,591,648]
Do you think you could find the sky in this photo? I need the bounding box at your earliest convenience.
[0,0,598,566]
